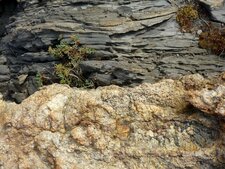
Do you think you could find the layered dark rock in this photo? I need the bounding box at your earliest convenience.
[0,0,225,102]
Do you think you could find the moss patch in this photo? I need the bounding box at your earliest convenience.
[199,26,225,55]
[176,5,199,33]
[176,3,225,56]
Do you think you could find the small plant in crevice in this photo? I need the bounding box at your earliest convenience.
[176,3,225,56]
[35,71,54,88]
[35,72,44,88]
[199,25,225,56]
[48,35,95,88]
[176,4,199,33]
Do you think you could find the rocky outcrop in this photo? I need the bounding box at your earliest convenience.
[0,0,225,102]
[0,74,224,168]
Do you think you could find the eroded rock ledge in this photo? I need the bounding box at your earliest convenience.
[0,74,224,169]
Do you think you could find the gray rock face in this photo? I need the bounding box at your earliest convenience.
[0,0,225,102]
[199,0,225,23]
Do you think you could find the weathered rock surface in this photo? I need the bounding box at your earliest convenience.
[0,0,225,102]
[0,75,225,169]
[0,75,224,168]
[188,85,225,116]
[199,0,224,8]
[185,72,225,117]
[199,0,225,23]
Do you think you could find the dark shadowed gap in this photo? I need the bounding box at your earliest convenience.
[0,0,18,38]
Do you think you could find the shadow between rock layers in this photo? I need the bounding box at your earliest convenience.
[0,74,224,169]
[0,0,225,103]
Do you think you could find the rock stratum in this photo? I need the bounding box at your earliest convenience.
[0,0,225,102]
[0,74,224,169]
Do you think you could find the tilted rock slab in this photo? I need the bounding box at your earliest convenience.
[0,76,224,168]
[199,0,225,23]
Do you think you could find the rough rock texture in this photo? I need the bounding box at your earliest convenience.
[186,72,225,117]
[0,75,225,169]
[188,85,225,116]
[0,0,225,102]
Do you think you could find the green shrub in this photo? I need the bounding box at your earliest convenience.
[35,72,44,88]
[48,35,95,88]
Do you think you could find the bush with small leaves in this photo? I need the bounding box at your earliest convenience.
[48,35,95,88]
[35,72,44,88]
